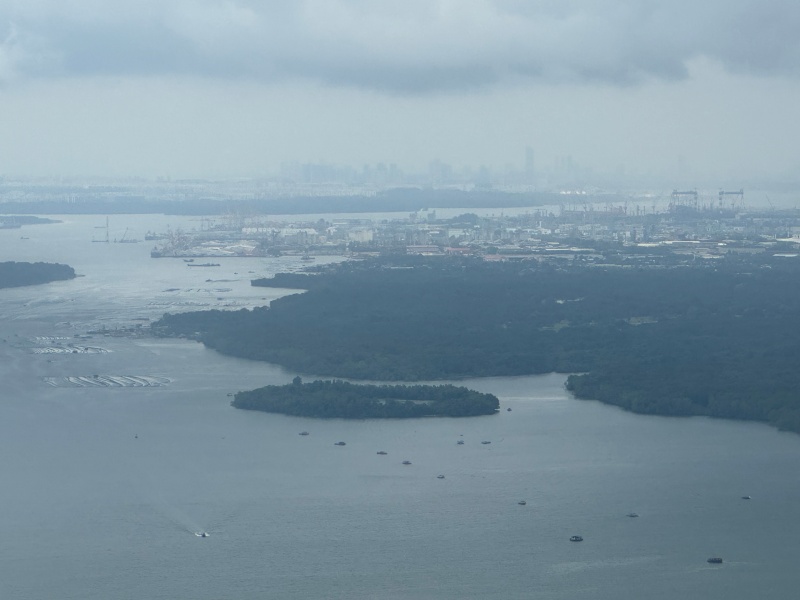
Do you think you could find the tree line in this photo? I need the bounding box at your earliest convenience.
[232,378,500,419]
[154,254,800,433]
[0,261,76,289]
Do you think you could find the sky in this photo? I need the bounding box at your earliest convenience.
[1,0,799,186]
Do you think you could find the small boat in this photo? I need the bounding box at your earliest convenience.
[437,475,445,479]
[402,460,412,465]
[377,451,388,455]
[506,408,512,412]
[518,500,526,506]
[707,557,723,564]
[481,441,491,445]
[741,495,751,500]
[334,441,346,446]
[457,440,465,445]
[569,536,583,542]
[196,532,209,538]
[299,431,310,436]
[627,513,639,518]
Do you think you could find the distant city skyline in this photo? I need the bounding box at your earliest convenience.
[1,2,799,188]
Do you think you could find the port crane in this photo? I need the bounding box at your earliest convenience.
[669,189,698,212]
[718,189,744,211]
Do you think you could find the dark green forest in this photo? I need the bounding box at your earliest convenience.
[0,261,76,288]
[154,255,800,433]
[232,378,500,418]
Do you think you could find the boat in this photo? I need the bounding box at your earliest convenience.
[196,532,209,538]
[707,557,723,564]
[299,431,310,436]
[627,513,639,518]
[334,441,346,446]
[187,263,220,267]
[300,254,315,261]
[402,460,412,465]
[481,441,491,445]
[506,407,512,412]
[457,440,465,445]
[437,475,445,479]
[377,451,388,455]
[518,500,526,505]
[569,536,583,542]
[741,495,751,500]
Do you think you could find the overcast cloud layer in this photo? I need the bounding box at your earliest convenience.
[2,0,800,93]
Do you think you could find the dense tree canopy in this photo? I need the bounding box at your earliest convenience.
[0,262,76,288]
[232,379,500,419]
[154,255,800,433]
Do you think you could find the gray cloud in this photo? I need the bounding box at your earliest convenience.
[2,1,799,92]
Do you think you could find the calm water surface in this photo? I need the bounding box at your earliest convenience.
[1,215,799,599]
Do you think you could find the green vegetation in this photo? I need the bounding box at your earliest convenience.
[0,261,76,288]
[232,377,499,419]
[154,255,800,433]
[0,216,59,227]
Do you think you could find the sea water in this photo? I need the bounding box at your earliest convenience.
[1,214,799,599]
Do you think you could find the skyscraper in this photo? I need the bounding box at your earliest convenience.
[525,146,535,183]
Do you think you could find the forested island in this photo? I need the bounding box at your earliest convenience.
[0,215,59,227]
[0,261,76,288]
[154,255,800,433]
[232,378,500,418]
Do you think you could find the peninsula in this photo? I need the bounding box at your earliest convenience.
[154,253,800,434]
[0,261,76,289]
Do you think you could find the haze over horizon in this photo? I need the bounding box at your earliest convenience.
[1,1,799,187]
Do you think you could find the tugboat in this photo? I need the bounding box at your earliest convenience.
[569,535,583,542]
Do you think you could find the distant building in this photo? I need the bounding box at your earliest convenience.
[525,147,535,183]
[407,245,441,255]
